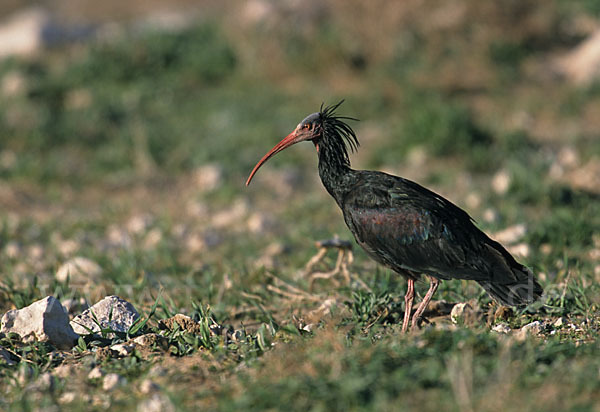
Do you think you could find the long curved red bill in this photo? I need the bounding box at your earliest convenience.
[246,131,299,186]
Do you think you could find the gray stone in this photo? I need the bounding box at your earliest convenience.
[1,296,78,349]
[110,343,135,356]
[70,296,139,337]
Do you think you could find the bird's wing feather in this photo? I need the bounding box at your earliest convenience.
[342,173,513,282]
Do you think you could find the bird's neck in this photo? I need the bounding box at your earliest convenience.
[316,140,353,204]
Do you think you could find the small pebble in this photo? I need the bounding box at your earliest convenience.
[139,379,160,394]
[450,302,473,324]
[102,373,126,391]
[133,333,159,346]
[522,320,543,334]
[137,393,175,412]
[53,364,76,379]
[59,392,77,404]
[491,323,511,334]
[88,367,104,380]
[110,343,135,356]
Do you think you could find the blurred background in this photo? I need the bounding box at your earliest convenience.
[0,2,599,410]
[0,0,598,307]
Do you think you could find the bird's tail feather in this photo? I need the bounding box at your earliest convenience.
[478,265,543,307]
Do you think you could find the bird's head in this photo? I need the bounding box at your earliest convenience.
[246,100,358,186]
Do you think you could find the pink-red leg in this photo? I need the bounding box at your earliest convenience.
[402,278,415,333]
[411,276,440,330]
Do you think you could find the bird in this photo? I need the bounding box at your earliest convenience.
[246,101,543,332]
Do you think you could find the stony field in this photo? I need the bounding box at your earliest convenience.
[0,1,599,411]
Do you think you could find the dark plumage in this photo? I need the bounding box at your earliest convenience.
[247,101,543,331]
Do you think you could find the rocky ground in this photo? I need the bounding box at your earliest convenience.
[0,1,599,411]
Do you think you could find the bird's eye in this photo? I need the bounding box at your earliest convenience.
[303,123,311,130]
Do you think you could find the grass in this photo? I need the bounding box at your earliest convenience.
[0,2,599,411]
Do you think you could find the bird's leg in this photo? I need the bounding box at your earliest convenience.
[402,278,415,333]
[411,276,440,330]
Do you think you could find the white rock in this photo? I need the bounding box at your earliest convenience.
[56,256,103,283]
[87,366,104,380]
[53,364,75,378]
[139,379,160,394]
[102,373,126,391]
[0,7,49,58]
[137,393,175,412]
[553,317,564,327]
[110,343,135,356]
[515,320,544,341]
[450,302,473,324]
[302,323,316,332]
[557,29,600,85]
[133,333,159,346]
[0,296,79,349]
[521,320,543,334]
[491,323,511,334]
[70,296,139,337]
[59,391,77,404]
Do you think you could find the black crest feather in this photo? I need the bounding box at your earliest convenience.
[319,100,360,167]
